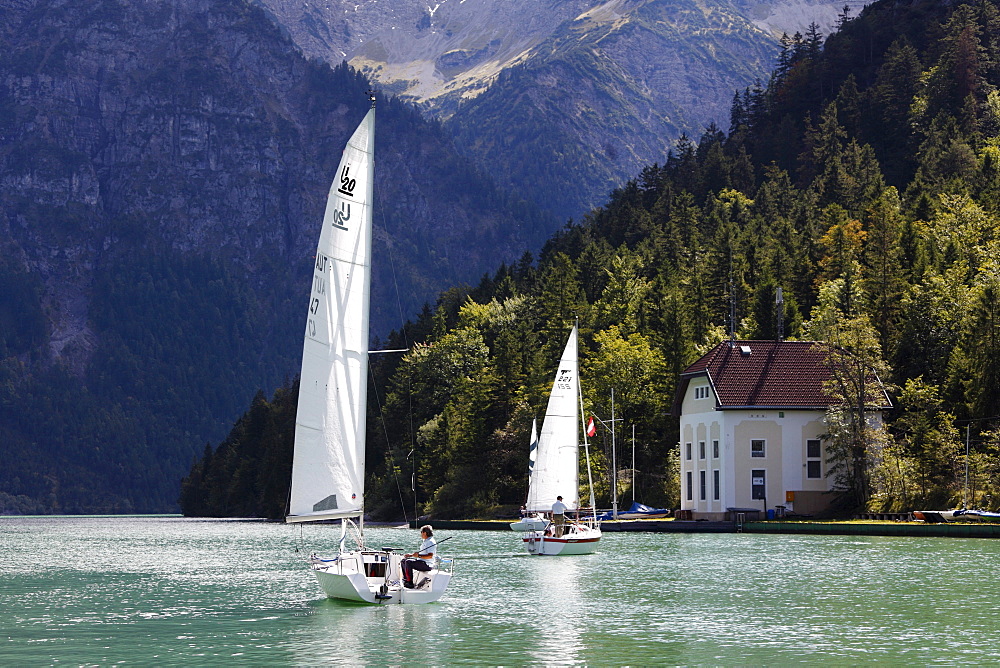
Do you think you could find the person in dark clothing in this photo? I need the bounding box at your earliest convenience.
[401,525,436,588]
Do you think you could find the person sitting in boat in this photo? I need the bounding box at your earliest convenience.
[552,496,567,537]
[402,525,436,588]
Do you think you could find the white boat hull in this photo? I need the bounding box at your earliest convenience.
[510,517,550,532]
[520,523,601,556]
[311,550,452,605]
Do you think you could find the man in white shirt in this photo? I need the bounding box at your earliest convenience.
[551,496,567,537]
[402,525,436,588]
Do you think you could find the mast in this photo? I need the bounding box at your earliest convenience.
[576,318,598,522]
[579,357,597,522]
[611,387,617,520]
[359,88,375,539]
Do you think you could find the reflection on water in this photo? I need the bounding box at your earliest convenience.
[4,517,1000,664]
[296,600,454,665]
[528,555,584,664]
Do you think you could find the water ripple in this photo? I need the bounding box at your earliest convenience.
[4,517,1000,664]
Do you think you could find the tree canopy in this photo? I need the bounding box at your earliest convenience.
[183,0,1000,520]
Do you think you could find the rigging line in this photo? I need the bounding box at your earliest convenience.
[373,170,419,521]
[368,360,410,526]
[372,157,411,351]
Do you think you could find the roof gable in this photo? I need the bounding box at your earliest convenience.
[675,340,843,412]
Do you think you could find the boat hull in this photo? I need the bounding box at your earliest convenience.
[311,550,451,605]
[520,524,601,556]
[510,517,550,532]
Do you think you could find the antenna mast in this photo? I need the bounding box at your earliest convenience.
[729,247,736,346]
[776,286,784,341]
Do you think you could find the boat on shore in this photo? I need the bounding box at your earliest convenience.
[596,501,671,521]
[914,509,1000,523]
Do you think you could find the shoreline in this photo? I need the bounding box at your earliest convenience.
[411,518,1000,538]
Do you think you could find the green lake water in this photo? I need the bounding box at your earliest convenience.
[2,516,999,665]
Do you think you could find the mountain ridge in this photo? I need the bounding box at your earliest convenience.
[258,0,791,220]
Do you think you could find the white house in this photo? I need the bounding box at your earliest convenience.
[672,340,890,520]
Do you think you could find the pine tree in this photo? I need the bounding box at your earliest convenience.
[861,187,908,355]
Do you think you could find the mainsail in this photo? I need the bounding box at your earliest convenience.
[287,109,374,523]
[526,325,581,512]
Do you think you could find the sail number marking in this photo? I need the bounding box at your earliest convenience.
[307,255,329,340]
[337,165,356,197]
[332,201,351,231]
[555,369,573,390]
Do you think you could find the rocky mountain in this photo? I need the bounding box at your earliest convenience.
[258,0,865,219]
[0,0,550,513]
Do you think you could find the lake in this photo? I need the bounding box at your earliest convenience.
[2,516,999,664]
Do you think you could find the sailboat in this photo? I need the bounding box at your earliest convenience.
[510,324,602,555]
[285,95,452,604]
[914,509,1000,523]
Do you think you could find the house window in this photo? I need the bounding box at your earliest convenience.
[751,439,765,458]
[807,439,822,479]
[807,439,821,458]
[699,441,706,459]
[686,471,693,501]
[694,386,710,399]
[713,469,720,500]
[700,470,706,500]
[751,469,766,500]
[712,440,719,458]
[685,443,692,460]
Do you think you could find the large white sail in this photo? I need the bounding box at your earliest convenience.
[527,325,580,512]
[287,109,374,523]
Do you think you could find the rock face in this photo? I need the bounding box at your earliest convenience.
[0,0,548,513]
[258,0,857,220]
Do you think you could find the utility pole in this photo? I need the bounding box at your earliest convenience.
[631,424,636,504]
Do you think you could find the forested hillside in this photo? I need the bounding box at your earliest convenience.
[192,0,1000,520]
[0,0,551,514]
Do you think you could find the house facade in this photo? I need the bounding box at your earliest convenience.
[672,340,889,520]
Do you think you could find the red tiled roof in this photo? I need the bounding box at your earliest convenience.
[674,340,847,412]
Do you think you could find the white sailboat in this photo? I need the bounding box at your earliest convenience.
[286,96,452,604]
[510,324,601,555]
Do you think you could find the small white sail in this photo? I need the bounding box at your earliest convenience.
[527,325,580,513]
[528,418,539,474]
[287,109,374,523]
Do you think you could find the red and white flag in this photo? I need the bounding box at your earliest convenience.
[586,416,596,437]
